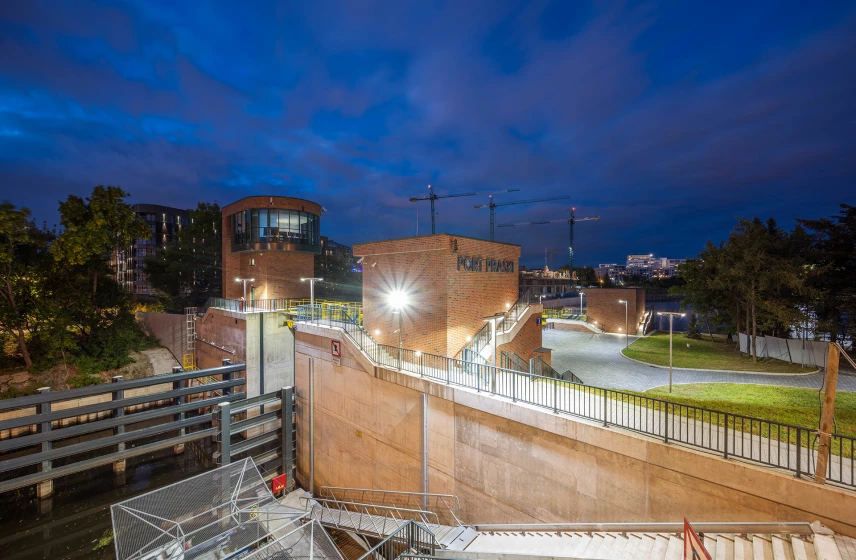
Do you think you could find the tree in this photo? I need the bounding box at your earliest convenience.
[686,315,702,339]
[51,186,150,294]
[0,203,50,368]
[144,202,222,313]
[798,204,856,346]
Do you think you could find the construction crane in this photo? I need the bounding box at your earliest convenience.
[409,185,519,235]
[498,208,600,271]
[520,248,563,269]
[474,194,571,241]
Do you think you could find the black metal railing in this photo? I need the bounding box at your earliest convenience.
[500,290,532,331]
[356,520,437,560]
[296,312,855,490]
[0,362,248,495]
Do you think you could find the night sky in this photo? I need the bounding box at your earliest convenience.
[1,1,854,268]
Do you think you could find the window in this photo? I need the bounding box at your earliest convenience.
[231,208,320,248]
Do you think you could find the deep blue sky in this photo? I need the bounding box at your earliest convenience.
[1,1,855,268]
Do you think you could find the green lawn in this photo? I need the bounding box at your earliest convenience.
[622,332,815,373]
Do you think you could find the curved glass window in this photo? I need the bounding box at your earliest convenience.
[232,208,320,247]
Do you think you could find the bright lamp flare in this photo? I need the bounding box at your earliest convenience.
[387,290,410,310]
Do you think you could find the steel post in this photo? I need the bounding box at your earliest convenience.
[112,376,127,472]
[36,387,52,499]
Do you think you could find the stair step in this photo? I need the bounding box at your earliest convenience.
[716,535,735,560]
[582,534,606,558]
[754,535,775,560]
[649,535,670,560]
[734,536,753,560]
[791,537,817,560]
[773,536,796,560]
[665,536,684,560]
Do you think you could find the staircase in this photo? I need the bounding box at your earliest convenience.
[306,487,478,551]
[462,523,853,560]
[459,292,534,366]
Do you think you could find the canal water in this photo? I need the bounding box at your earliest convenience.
[0,442,214,559]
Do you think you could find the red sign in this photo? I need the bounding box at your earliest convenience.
[684,519,712,560]
[331,340,341,357]
[271,474,288,495]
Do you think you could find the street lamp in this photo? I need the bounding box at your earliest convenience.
[387,290,410,368]
[235,278,255,309]
[618,299,628,348]
[580,292,584,316]
[657,311,686,393]
[301,277,323,323]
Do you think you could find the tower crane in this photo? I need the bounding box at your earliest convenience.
[409,185,520,235]
[474,194,571,241]
[498,208,599,271]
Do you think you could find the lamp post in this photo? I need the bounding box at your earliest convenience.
[387,290,410,369]
[580,292,584,316]
[235,278,254,310]
[657,311,685,393]
[618,299,628,348]
[301,277,323,323]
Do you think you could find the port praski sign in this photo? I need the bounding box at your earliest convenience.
[457,256,515,273]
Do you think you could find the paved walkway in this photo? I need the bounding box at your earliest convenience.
[545,330,856,392]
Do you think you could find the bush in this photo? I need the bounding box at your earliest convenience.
[686,315,702,340]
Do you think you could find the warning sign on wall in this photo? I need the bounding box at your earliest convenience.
[331,340,342,366]
[684,519,712,560]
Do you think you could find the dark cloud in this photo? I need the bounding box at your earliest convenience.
[0,0,854,268]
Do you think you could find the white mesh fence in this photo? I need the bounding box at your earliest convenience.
[111,458,306,560]
[242,520,344,560]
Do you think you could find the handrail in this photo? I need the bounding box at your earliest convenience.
[356,520,437,560]
[471,521,816,535]
[299,313,856,490]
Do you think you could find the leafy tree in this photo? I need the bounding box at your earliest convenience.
[51,186,150,294]
[798,204,856,346]
[144,202,222,312]
[0,203,51,368]
[686,315,702,339]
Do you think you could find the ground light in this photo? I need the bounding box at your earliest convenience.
[657,311,686,393]
[618,299,629,348]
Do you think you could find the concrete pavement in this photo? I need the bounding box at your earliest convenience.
[545,330,856,392]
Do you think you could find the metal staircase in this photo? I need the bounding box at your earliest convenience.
[459,292,533,365]
[305,487,477,552]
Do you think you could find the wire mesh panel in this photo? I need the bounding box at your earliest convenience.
[243,520,344,560]
[111,458,306,560]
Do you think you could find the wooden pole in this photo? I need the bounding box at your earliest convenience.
[815,343,840,484]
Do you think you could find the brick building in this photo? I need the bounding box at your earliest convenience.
[354,234,524,357]
[585,288,646,334]
[221,196,323,301]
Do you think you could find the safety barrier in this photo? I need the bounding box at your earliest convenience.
[0,362,247,496]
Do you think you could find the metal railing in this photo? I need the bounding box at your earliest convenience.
[297,313,856,490]
[357,520,437,560]
[204,297,364,324]
[0,362,247,495]
[499,350,529,373]
[319,487,464,528]
[500,290,532,331]
[215,387,295,487]
[530,356,584,385]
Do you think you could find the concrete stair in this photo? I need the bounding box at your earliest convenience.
[456,531,854,560]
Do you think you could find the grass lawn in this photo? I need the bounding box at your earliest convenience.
[622,332,815,373]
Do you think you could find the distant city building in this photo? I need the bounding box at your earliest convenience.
[114,204,190,295]
[319,236,357,272]
[519,267,574,297]
[596,254,686,284]
[595,264,626,283]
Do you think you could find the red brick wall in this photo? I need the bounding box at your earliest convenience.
[585,288,646,334]
[498,315,543,363]
[221,196,322,300]
[354,234,520,357]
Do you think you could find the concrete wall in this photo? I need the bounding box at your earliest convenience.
[294,327,856,537]
[136,312,185,361]
[354,234,520,357]
[197,308,294,397]
[585,288,645,334]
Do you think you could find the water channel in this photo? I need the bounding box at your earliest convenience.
[0,443,214,559]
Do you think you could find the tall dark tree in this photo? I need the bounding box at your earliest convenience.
[144,202,222,312]
[799,204,856,345]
